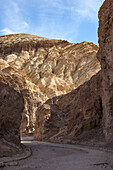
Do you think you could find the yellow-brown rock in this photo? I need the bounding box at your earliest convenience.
[0,34,100,99]
[0,67,46,135]
[0,34,101,135]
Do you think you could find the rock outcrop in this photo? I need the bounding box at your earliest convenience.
[0,66,46,135]
[0,72,24,157]
[0,34,101,135]
[97,0,113,141]
[0,72,24,144]
[35,0,113,144]
[34,72,102,143]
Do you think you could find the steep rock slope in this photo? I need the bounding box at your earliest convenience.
[35,72,102,143]
[35,0,113,144]
[0,34,100,135]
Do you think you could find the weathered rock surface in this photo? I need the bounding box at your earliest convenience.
[35,0,113,144]
[0,67,45,135]
[0,72,24,144]
[97,0,113,141]
[0,34,101,135]
[0,34,100,99]
[0,71,25,157]
[34,72,102,143]
[1,0,113,158]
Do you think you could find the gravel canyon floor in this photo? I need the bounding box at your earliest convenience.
[2,137,113,170]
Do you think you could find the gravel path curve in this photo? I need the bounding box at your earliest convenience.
[3,137,113,170]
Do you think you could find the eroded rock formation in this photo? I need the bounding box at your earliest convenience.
[0,34,101,135]
[0,34,100,99]
[97,0,113,141]
[35,0,113,144]
[1,0,113,158]
[34,72,102,143]
[0,66,46,135]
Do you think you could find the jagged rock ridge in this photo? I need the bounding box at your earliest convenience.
[0,34,100,99]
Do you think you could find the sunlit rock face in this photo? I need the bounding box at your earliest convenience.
[0,34,100,135]
[0,34,100,99]
[97,0,113,141]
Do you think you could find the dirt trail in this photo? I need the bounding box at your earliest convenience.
[3,137,113,170]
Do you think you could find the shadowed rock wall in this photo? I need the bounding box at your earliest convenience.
[97,0,113,141]
[0,73,24,145]
[35,72,102,143]
[35,0,113,144]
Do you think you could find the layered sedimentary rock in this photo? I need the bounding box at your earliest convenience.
[34,72,102,142]
[0,34,101,135]
[97,0,113,141]
[0,72,24,146]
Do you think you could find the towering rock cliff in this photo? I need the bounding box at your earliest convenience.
[0,34,100,135]
[0,72,24,157]
[97,0,113,141]
[0,73,24,144]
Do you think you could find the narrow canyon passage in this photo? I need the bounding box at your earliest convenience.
[3,137,113,170]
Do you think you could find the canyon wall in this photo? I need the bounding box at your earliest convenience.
[0,67,41,135]
[35,0,113,143]
[2,0,113,158]
[97,0,113,141]
[34,72,102,143]
[0,72,24,145]
[0,34,100,135]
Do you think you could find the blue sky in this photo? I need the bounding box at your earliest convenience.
[0,0,104,44]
